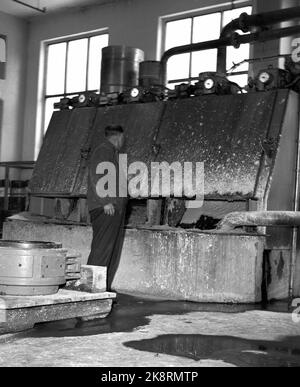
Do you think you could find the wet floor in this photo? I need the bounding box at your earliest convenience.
[14,294,293,339]
[1,294,299,367]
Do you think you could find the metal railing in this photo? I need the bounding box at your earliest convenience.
[0,161,35,211]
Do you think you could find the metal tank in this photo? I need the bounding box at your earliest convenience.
[100,45,144,94]
[139,61,162,87]
[0,241,67,296]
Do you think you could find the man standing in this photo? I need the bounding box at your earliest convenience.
[87,125,128,291]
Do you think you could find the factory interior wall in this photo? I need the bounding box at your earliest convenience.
[0,11,28,173]
[22,0,284,163]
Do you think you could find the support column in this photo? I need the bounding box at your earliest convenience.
[146,199,163,226]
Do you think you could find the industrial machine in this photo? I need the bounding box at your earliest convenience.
[3,7,300,304]
[193,72,241,96]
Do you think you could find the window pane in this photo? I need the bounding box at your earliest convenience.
[165,18,192,50]
[228,74,249,88]
[192,49,218,77]
[66,38,88,93]
[44,97,61,133]
[193,13,221,43]
[46,43,66,95]
[88,34,109,91]
[167,53,190,81]
[0,37,6,62]
[222,7,252,28]
[227,44,250,72]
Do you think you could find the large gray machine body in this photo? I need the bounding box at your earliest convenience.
[30,90,299,223]
[5,90,299,302]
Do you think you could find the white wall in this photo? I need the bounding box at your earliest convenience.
[23,0,285,161]
[0,11,28,165]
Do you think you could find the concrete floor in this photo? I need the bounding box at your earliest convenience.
[0,295,300,367]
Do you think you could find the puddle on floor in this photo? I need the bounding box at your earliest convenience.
[124,334,300,367]
[15,295,258,339]
[0,294,294,341]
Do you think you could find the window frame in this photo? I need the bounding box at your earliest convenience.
[0,34,7,80]
[160,0,252,86]
[42,29,109,133]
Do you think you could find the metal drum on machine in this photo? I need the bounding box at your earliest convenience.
[100,45,145,94]
[0,241,67,296]
[139,60,162,87]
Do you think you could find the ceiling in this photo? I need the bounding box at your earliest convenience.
[0,0,118,18]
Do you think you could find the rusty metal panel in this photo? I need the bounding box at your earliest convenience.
[54,108,97,195]
[266,90,299,249]
[30,108,97,196]
[30,91,290,200]
[29,110,72,195]
[75,102,166,196]
[254,89,290,202]
[156,91,285,199]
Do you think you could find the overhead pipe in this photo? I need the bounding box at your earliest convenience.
[221,6,300,37]
[161,23,300,84]
[217,6,300,74]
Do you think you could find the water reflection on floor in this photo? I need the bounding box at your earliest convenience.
[124,334,300,367]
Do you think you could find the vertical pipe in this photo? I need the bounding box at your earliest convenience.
[289,105,300,300]
[4,166,9,211]
[279,0,299,69]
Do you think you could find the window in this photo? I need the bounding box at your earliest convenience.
[164,5,252,88]
[44,32,109,132]
[0,35,6,80]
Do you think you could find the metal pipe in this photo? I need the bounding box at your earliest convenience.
[4,166,9,212]
[12,0,46,13]
[222,6,300,37]
[289,108,300,300]
[161,24,300,84]
[218,211,300,231]
[217,7,300,74]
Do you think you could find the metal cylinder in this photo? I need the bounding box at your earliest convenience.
[0,241,67,296]
[100,46,145,94]
[139,61,162,87]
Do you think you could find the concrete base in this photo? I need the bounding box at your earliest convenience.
[115,227,265,304]
[3,216,266,303]
[266,249,290,301]
[0,289,116,334]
